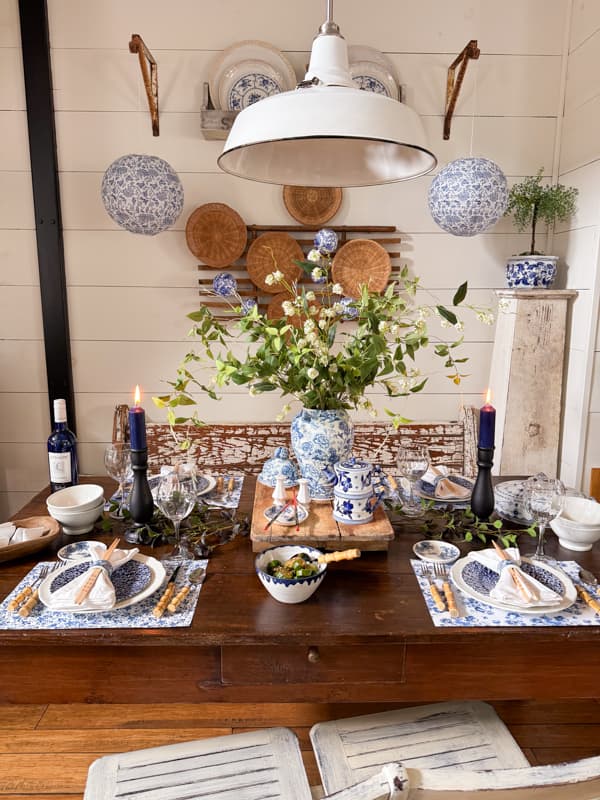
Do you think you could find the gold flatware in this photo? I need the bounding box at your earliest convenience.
[576,584,600,614]
[8,564,50,612]
[317,549,361,564]
[418,563,445,612]
[167,585,191,613]
[216,475,224,494]
[75,538,120,605]
[491,540,533,603]
[433,562,460,618]
[152,563,183,619]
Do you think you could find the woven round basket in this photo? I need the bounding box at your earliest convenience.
[282,186,342,226]
[185,203,247,267]
[266,292,322,327]
[332,238,392,298]
[246,232,304,293]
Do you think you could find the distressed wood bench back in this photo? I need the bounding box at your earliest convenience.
[145,407,477,477]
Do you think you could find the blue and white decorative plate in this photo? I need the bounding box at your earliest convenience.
[413,540,460,564]
[196,474,217,497]
[350,60,398,99]
[264,504,309,527]
[58,540,106,563]
[450,556,576,615]
[221,59,284,111]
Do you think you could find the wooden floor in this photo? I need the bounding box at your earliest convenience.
[1,700,600,798]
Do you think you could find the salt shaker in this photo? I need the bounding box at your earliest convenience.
[297,478,311,507]
[272,475,287,507]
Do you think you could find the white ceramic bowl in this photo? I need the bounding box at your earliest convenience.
[46,497,104,535]
[550,515,600,552]
[559,496,600,526]
[46,484,105,512]
[255,545,327,604]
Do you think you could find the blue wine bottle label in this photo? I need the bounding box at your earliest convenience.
[49,452,72,483]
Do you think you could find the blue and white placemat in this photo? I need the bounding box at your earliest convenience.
[0,559,207,630]
[412,559,600,627]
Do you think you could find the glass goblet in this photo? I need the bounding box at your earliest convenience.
[525,475,565,562]
[104,444,132,520]
[396,445,430,517]
[155,472,196,562]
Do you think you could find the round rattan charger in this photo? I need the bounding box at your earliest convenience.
[185,203,247,268]
[246,232,304,293]
[282,186,342,226]
[332,238,392,298]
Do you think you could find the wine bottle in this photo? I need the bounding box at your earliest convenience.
[47,398,78,492]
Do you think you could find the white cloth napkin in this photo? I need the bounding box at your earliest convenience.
[468,547,562,607]
[0,522,47,547]
[44,542,139,612]
[421,465,472,500]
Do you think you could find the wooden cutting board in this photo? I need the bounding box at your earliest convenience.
[250,481,394,552]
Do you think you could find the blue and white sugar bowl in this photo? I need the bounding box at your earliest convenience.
[258,446,299,488]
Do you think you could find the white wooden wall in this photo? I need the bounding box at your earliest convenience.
[555,0,600,490]
[0,0,569,514]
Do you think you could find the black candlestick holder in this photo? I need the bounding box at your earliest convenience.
[128,448,154,525]
[470,446,495,520]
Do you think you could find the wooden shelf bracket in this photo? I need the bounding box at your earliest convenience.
[129,33,159,136]
[444,39,480,140]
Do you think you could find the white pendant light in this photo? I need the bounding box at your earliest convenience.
[217,2,437,187]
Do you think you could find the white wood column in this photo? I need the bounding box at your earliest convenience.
[490,289,577,477]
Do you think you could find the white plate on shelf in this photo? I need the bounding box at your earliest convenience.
[450,555,576,615]
[208,40,297,110]
[219,59,287,111]
[349,60,399,99]
[38,553,166,614]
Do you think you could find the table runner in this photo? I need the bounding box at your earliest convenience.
[411,559,600,627]
[0,559,207,630]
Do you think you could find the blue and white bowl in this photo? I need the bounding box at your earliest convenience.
[413,540,460,564]
[255,545,326,604]
[258,446,299,488]
[506,256,558,288]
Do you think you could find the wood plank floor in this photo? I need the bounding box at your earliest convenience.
[0,700,599,798]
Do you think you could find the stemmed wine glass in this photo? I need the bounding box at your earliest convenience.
[396,445,430,517]
[104,444,132,520]
[525,474,565,562]
[155,470,197,562]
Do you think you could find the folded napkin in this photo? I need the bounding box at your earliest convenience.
[468,547,562,607]
[44,542,139,612]
[0,522,46,547]
[420,465,472,500]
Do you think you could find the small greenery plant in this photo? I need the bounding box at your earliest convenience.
[505,169,578,255]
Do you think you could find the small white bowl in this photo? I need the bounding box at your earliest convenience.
[255,545,327,604]
[413,540,460,564]
[550,516,600,552]
[47,498,104,535]
[559,496,600,526]
[46,484,105,512]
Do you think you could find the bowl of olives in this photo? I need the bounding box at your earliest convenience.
[255,545,327,604]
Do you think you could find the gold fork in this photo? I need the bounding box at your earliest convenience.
[433,562,460,618]
[418,563,446,612]
[18,561,61,618]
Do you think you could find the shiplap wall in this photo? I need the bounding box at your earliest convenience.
[1,0,569,514]
[556,0,600,490]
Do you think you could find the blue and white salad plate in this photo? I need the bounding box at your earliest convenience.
[221,59,285,111]
[450,556,576,615]
[264,504,309,527]
[413,540,460,564]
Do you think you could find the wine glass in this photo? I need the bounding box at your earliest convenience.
[104,444,132,520]
[396,445,430,517]
[155,471,197,562]
[525,474,565,562]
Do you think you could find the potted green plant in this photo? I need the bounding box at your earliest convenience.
[504,169,578,288]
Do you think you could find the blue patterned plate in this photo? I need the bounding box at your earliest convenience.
[450,556,576,615]
[264,504,309,527]
[38,554,165,614]
[413,540,460,564]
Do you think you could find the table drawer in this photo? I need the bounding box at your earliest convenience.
[221,644,406,685]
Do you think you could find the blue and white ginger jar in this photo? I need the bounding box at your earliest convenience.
[258,446,299,488]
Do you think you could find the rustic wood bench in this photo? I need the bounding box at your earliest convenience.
[144,406,478,478]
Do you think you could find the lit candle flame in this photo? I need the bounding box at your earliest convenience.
[485,388,492,405]
[134,385,141,407]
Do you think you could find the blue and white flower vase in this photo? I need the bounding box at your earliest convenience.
[101,154,184,236]
[290,408,354,501]
[505,256,558,288]
[428,157,508,237]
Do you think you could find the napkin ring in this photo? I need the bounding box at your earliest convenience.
[90,559,114,576]
[497,558,519,572]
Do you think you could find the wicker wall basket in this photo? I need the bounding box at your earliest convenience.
[185,202,247,267]
[282,186,342,226]
[246,232,304,293]
[332,238,392,298]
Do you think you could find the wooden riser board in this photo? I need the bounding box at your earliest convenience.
[250,482,394,552]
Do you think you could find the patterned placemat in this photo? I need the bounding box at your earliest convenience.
[411,559,600,627]
[0,559,207,630]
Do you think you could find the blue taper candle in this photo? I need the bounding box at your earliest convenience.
[478,388,496,449]
[129,385,147,450]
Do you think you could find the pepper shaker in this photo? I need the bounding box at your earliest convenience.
[272,475,287,507]
[297,478,311,507]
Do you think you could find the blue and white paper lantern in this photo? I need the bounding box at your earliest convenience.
[314,228,338,254]
[212,272,238,297]
[428,157,508,237]
[101,154,184,235]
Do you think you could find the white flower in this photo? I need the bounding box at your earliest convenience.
[379,320,390,334]
[418,307,431,319]
[282,300,295,316]
[309,305,319,316]
[273,270,284,283]
[476,309,495,325]
[249,386,258,396]
[311,267,324,281]
[265,273,275,286]
[440,319,452,329]
[296,338,307,348]
[306,330,319,343]
[390,323,400,335]
[304,319,316,333]
[330,363,338,373]
[319,318,328,329]
[276,403,292,421]
[498,298,511,313]
[332,302,344,314]
[454,320,464,331]
[332,283,344,295]
[307,249,322,263]
[307,367,319,380]
[305,290,316,301]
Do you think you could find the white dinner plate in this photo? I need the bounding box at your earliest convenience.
[38,553,166,614]
[218,59,287,111]
[208,39,297,110]
[450,555,576,615]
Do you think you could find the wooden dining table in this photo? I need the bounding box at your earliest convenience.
[2,475,600,708]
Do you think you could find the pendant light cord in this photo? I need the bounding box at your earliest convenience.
[469,58,479,157]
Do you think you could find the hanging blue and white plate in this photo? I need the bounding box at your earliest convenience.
[219,59,286,111]
[349,60,399,99]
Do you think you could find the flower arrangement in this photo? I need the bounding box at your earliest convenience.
[154,229,493,433]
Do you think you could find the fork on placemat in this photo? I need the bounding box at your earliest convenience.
[433,562,460,618]
[418,562,446,612]
[8,562,60,615]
